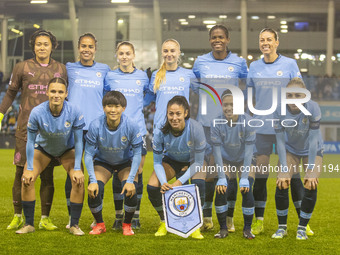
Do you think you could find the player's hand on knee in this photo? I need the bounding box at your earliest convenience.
[276,177,290,190]
[239,178,249,193]
[73,170,84,186]
[88,183,99,199]
[22,171,35,186]
[304,178,318,190]
[121,182,136,198]
[216,178,227,194]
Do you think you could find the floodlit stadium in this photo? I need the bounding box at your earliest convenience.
[0,0,339,254]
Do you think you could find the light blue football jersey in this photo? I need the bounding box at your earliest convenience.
[149,67,195,129]
[152,118,206,163]
[27,101,85,156]
[85,114,142,165]
[66,61,110,130]
[247,55,302,135]
[273,100,323,156]
[104,68,150,136]
[192,51,248,127]
[211,114,255,162]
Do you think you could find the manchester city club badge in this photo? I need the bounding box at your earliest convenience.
[162,184,203,238]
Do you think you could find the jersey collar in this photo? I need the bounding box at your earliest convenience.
[210,50,231,61]
[262,54,281,64]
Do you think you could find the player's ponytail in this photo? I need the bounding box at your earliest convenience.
[153,39,181,93]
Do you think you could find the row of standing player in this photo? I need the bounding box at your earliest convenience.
[0,25,321,239]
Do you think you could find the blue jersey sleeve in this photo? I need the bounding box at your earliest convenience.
[239,58,249,79]
[177,150,205,184]
[27,108,39,133]
[148,71,156,93]
[193,120,206,152]
[290,60,302,79]
[213,145,228,187]
[152,128,164,153]
[127,145,142,183]
[309,102,321,129]
[153,152,167,185]
[210,123,222,146]
[26,130,38,171]
[85,120,98,146]
[73,128,83,171]
[129,121,143,148]
[72,106,86,130]
[84,141,97,184]
[307,129,319,169]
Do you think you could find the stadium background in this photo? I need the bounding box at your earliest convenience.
[0,0,339,254]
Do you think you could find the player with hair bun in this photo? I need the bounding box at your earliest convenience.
[247,28,313,236]
[16,77,85,235]
[104,41,151,230]
[272,78,323,240]
[0,29,67,231]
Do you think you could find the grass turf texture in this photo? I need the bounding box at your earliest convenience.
[0,149,339,255]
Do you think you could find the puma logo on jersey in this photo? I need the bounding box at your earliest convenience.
[43,123,49,127]
[28,72,35,77]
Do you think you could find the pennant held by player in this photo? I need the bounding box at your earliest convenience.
[162,184,203,238]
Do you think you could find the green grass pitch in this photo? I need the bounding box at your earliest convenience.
[0,149,339,255]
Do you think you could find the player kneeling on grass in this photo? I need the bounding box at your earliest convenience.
[272,78,323,240]
[212,89,256,239]
[16,77,85,235]
[147,96,206,239]
[84,91,142,236]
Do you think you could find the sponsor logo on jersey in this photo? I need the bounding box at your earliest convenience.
[228,66,234,72]
[65,121,71,128]
[136,80,141,85]
[168,190,195,217]
[121,136,127,142]
[179,77,185,82]
[96,72,102,77]
[159,86,185,92]
[277,70,283,76]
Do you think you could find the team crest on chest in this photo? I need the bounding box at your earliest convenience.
[228,66,234,72]
[136,80,141,85]
[65,121,71,128]
[121,136,127,142]
[277,70,283,76]
[187,140,193,147]
[302,117,308,125]
[96,72,102,77]
[179,77,185,82]
[239,131,244,138]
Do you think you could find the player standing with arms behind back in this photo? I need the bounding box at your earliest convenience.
[104,41,150,230]
[193,24,248,232]
[247,28,313,236]
[65,32,110,228]
[0,30,67,231]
